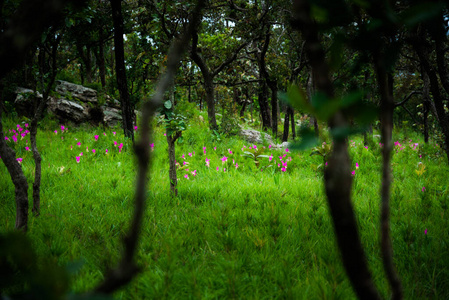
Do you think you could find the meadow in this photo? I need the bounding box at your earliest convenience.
[1,110,449,299]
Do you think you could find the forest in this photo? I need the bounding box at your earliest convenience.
[1,0,449,299]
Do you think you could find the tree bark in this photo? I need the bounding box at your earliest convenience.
[97,31,106,88]
[282,106,290,142]
[374,52,403,300]
[110,0,134,141]
[0,107,28,231]
[292,1,381,299]
[258,80,271,131]
[166,130,182,196]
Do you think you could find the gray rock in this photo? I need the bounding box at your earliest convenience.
[14,87,43,118]
[55,80,98,104]
[48,97,89,123]
[239,129,273,144]
[103,107,122,127]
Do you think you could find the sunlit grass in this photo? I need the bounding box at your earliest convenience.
[1,115,448,299]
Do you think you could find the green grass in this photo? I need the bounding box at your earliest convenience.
[1,114,449,299]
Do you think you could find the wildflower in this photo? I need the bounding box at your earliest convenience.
[224,168,226,172]
[422,186,426,192]
[221,156,228,162]
[192,170,197,176]
[77,142,81,147]
[205,158,210,167]
[188,153,192,157]
[269,145,272,149]
[105,149,109,154]
[235,163,239,169]
[351,171,355,176]
[113,131,116,135]
[114,141,118,146]
[325,162,328,166]
[228,149,233,154]
[183,161,187,166]
[150,143,154,151]
[182,154,185,159]
[269,155,273,162]
[253,144,257,149]
[282,161,287,167]
[94,135,99,141]
[61,125,65,131]
[118,143,123,152]
[424,228,428,235]
[285,148,289,152]
[12,135,17,143]
[364,146,368,149]
[216,166,219,171]
[356,163,359,169]
[92,149,96,154]
[16,158,23,164]
[134,126,138,131]
[25,123,28,128]
[80,152,83,156]
[164,133,166,136]
[4,136,8,140]
[281,167,286,172]
[184,174,189,179]
[214,147,216,151]
[76,156,80,163]
[54,130,58,134]
[103,132,106,136]
[86,147,89,152]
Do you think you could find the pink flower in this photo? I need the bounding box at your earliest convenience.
[4,137,8,141]
[77,142,81,147]
[184,174,189,179]
[228,149,233,154]
[269,155,273,162]
[16,158,23,164]
[12,135,17,143]
[351,171,355,176]
[103,132,106,136]
[281,167,286,172]
[422,186,426,192]
[25,146,30,151]
[216,166,219,171]
[253,145,257,149]
[214,147,216,151]
[192,170,197,176]
[235,163,239,169]
[54,130,58,134]
[356,163,359,169]
[80,152,83,156]
[205,158,210,167]
[183,161,187,166]
[76,156,80,163]
[114,141,118,146]
[94,135,99,141]
[113,131,116,135]
[164,133,166,136]
[118,143,123,153]
[61,125,65,131]
[285,148,289,152]
[92,149,96,154]
[224,168,226,172]
[25,123,28,128]
[182,154,185,159]
[221,156,228,162]
[105,149,109,154]
[325,162,328,166]
[86,147,89,152]
[134,126,138,131]
[424,228,428,235]
[188,153,192,157]
[269,145,272,149]
[364,146,368,149]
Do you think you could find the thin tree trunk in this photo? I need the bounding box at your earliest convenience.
[98,32,106,88]
[258,80,271,131]
[166,130,181,196]
[375,53,404,300]
[111,0,134,141]
[0,107,28,231]
[422,69,430,143]
[293,1,381,298]
[290,107,296,139]
[282,106,290,142]
[271,84,278,138]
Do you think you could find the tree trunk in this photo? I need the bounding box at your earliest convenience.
[282,106,290,142]
[293,1,381,298]
[166,130,182,196]
[290,107,296,139]
[375,52,404,300]
[0,107,29,231]
[204,75,218,129]
[271,83,278,138]
[110,0,134,141]
[258,80,271,131]
[422,69,430,143]
[98,32,106,88]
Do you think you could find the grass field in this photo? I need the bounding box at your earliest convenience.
[1,112,449,299]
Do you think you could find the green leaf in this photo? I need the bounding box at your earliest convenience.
[288,127,319,151]
[340,90,364,107]
[312,92,339,121]
[330,126,365,140]
[286,85,313,113]
[164,100,172,110]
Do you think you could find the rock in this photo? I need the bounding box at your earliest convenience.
[14,87,43,118]
[103,107,122,127]
[55,80,98,104]
[48,97,89,123]
[272,141,289,149]
[239,129,273,144]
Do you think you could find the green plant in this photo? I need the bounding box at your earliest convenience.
[241,146,270,167]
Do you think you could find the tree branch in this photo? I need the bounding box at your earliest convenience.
[394,90,421,108]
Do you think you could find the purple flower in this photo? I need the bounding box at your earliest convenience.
[424,228,428,235]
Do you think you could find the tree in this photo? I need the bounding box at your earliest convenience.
[110,0,134,141]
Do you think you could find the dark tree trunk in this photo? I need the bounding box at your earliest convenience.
[258,80,271,131]
[166,130,182,196]
[375,52,404,300]
[282,106,290,142]
[271,84,278,138]
[290,107,296,139]
[422,68,430,143]
[293,1,381,298]
[412,30,449,163]
[0,107,28,231]
[110,0,134,141]
[97,32,106,88]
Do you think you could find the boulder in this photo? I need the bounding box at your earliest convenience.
[103,107,122,127]
[14,87,43,118]
[47,97,89,123]
[239,129,273,144]
[55,80,98,104]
